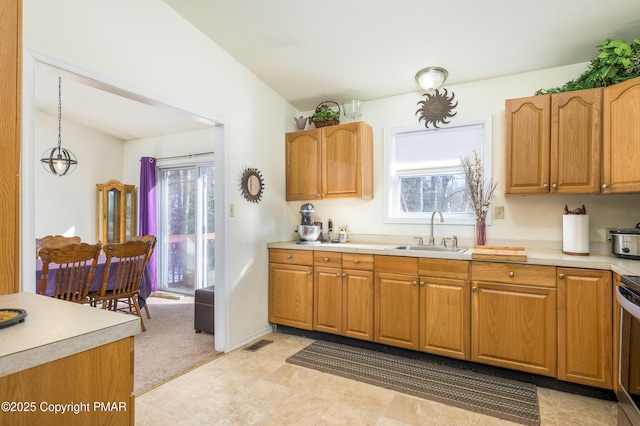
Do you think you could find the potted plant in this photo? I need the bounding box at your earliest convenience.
[309,101,340,128]
[536,38,640,95]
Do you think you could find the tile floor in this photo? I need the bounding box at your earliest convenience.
[135,333,618,425]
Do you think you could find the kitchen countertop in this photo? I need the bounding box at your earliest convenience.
[267,241,640,277]
[0,292,141,377]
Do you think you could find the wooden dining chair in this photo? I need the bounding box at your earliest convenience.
[132,234,157,319]
[38,242,102,303]
[89,240,151,331]
[36,235,81,258]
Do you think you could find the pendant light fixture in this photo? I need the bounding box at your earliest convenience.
[41,76,78,176]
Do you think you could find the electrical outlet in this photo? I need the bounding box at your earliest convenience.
[494,205,505,219]
[605,227,615,242]
[229,203,235,217]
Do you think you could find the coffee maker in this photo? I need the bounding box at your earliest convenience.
[297,203,321,244]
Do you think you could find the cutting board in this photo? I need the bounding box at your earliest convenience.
[471,245,527,261]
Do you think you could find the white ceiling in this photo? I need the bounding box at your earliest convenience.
[35,0,640,139]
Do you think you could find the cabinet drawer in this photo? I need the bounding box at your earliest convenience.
[375,255,418,274]
[270,249,313,266]
[472,261,556,287]
[343,253,374,271]
[314,251,342,268]
[419,258,470,280]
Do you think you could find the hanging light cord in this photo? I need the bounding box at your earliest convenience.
[57,77,62,150]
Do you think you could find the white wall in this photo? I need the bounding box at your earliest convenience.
[24,0,640,353]
[34,110,123,240]
[24,0,298,352]
[288,65,640,253]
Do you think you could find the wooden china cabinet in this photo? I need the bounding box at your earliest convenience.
[96,180,136,244]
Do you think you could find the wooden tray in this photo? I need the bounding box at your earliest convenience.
[471,246,527,261]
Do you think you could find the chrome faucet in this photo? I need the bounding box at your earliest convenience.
[429,210,444,245]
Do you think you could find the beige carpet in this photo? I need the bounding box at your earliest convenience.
[133,293,221,394]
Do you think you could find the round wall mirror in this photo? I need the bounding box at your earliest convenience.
[240,167,264,203]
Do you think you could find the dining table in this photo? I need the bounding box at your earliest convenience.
[35,255,152,308]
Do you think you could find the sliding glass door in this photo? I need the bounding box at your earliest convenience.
[158,162,214,294]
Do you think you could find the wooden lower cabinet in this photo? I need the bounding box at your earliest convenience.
[471,262,557,377]
[313,252,375,340]
[342,269,374,341]
[314,266,343,334]
[269,249,619,387]
[558,268,613,389]
[268,249,314,330]
[0,338,134,426]
[374,256,419,350]
[419,258,471,360]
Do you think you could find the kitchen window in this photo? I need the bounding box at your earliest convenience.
[383,116,492,225]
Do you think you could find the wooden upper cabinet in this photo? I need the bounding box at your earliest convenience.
[505,95,550,194]
[551,89,602,194]
[285,121,373,200]
[505,89,602,195]
[285,128,323,200]
[603,76,640,193]
[0,0,21,295]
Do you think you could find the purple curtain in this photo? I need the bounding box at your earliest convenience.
[139,157,158,291]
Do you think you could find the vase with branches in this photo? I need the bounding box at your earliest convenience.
[461,150,498,246]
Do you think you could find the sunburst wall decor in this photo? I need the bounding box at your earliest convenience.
[240,167,265,203]
[416,89,458,128]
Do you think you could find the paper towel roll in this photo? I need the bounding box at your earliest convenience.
[563,215,589,255]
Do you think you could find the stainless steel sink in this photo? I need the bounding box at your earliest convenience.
[386,245,467,253]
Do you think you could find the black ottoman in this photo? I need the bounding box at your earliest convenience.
[194,285,215,334]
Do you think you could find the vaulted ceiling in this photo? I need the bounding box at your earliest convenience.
[35,0,640,139]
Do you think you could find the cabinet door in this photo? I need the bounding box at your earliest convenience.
[603,76,640,193]
[472,281,557,376]
[343,269,374,341]
[505,95,551,194]
[322,122,373,199]
[551,89,602,194]
[285,129,322,200]
[557,268,612,389]
[314,266,343,334]
[374,272,419,350]
[268,263,313,330]
[419,277,470,360]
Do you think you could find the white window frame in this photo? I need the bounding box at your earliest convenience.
[383,115,493,225]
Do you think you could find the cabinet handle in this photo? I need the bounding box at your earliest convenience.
[602,183,608,189]
[342,273,347,278]
[509,271,515,277]
[559,273,565,279]
[307,271,311,275]
[354,259,359,264]
[412,281,417,286]
[287,255,292,259]
[419,281,425,286]
[324,257,329,262]
[543,183,549,189]
[472,286,477,292]
[552,183,558,189]
[336,272,341,277]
